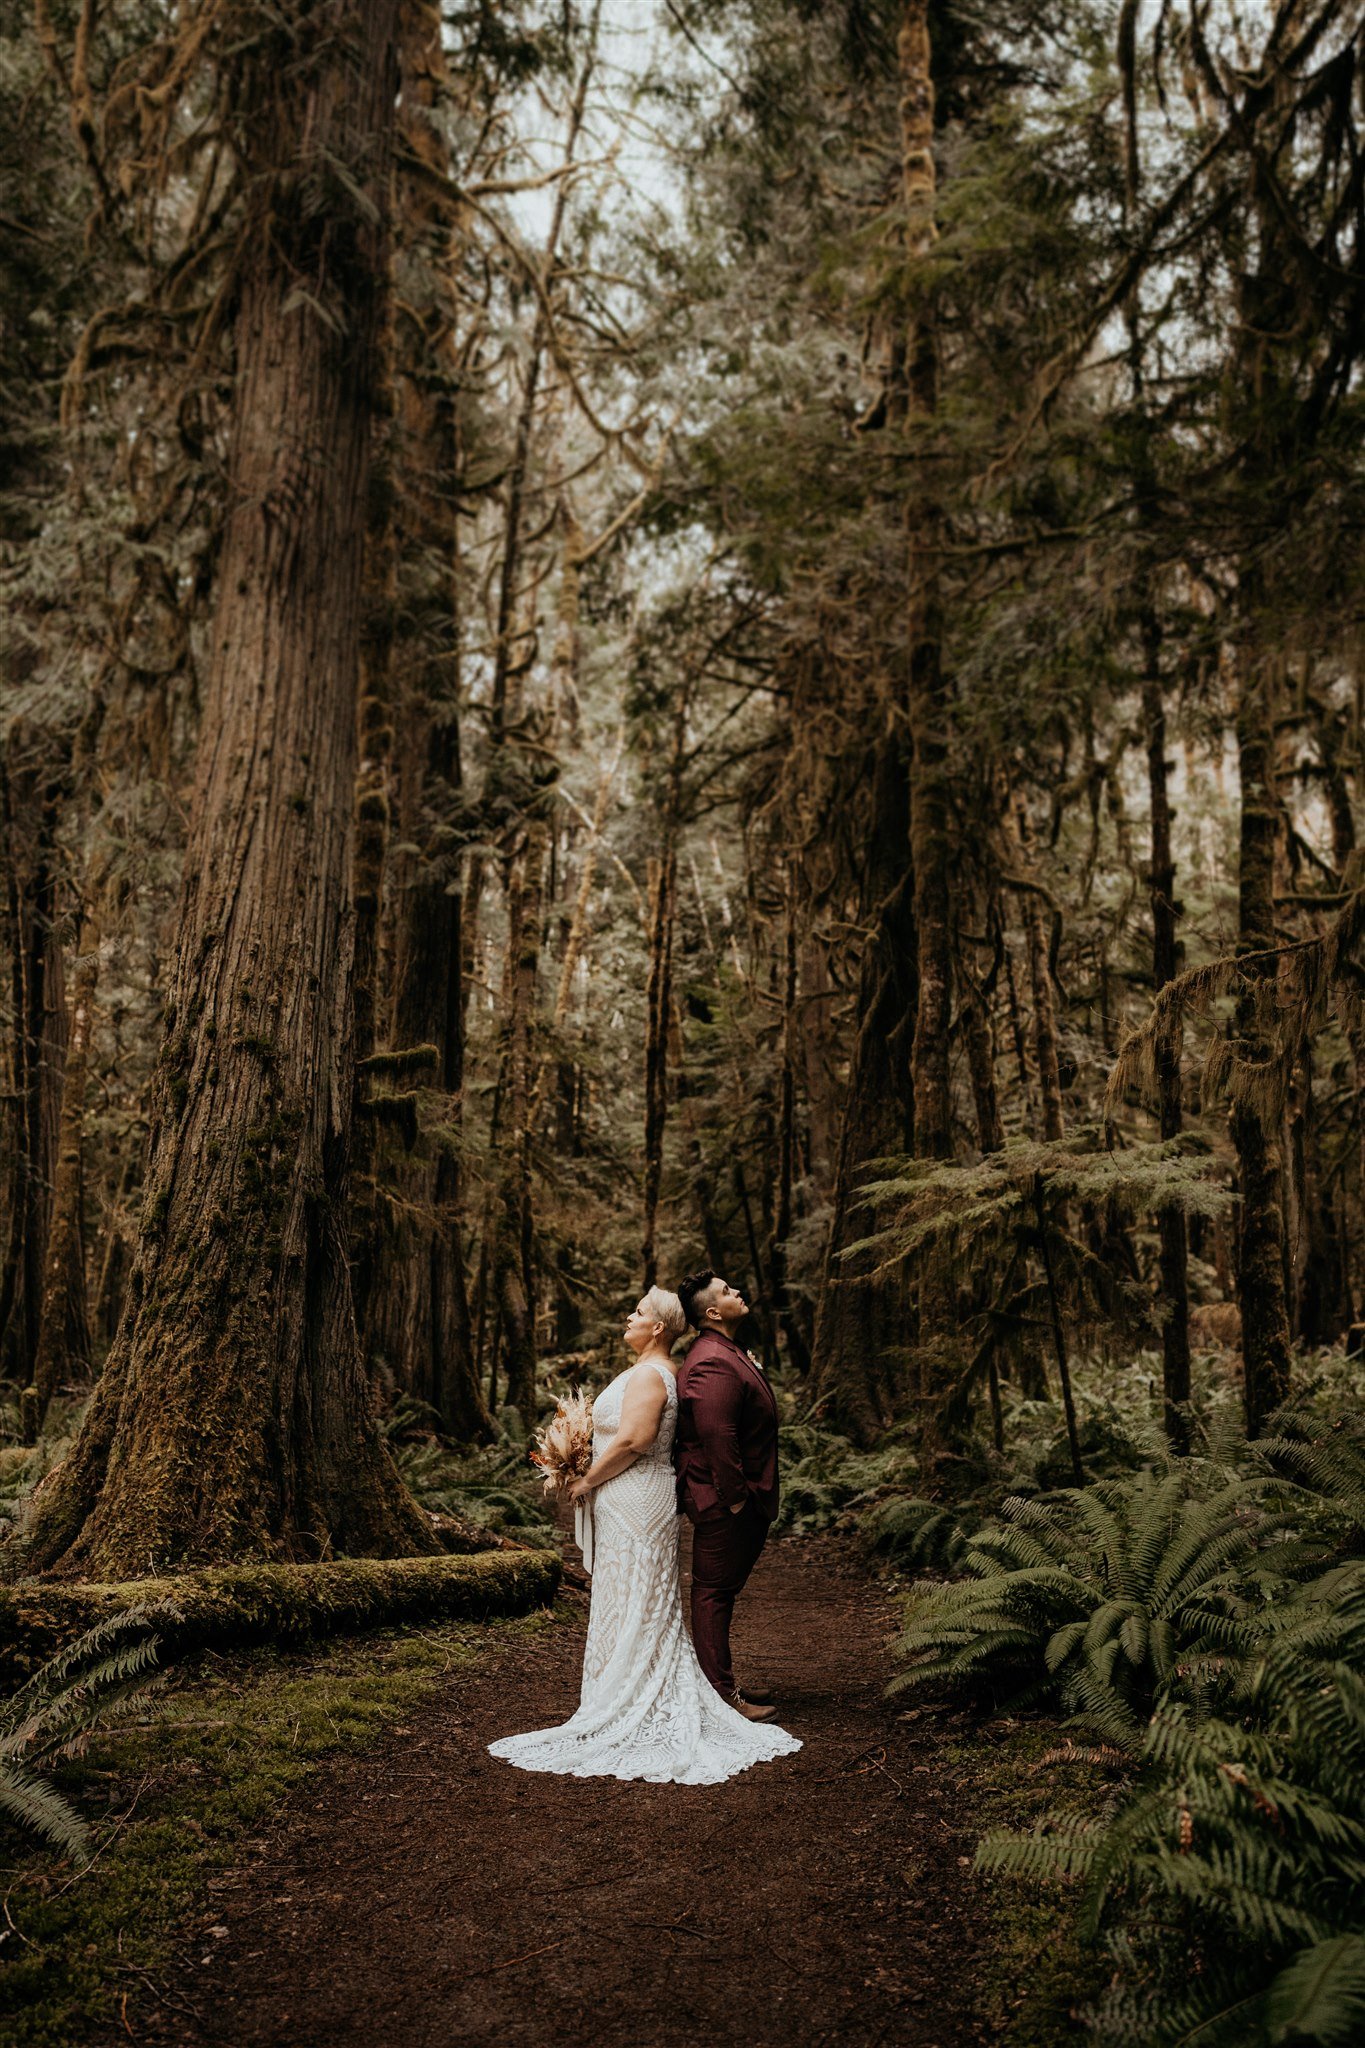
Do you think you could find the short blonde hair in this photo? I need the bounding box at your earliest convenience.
[640,1286,687,1346]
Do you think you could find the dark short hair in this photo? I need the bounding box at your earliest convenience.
[678,1269,717,1331]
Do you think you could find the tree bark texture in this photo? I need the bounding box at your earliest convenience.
[1233,665,1292,1434]
[31,915,97,1414]
[496,831,546,1427]
[900,0,953,1164]
[0,724,69,1387]
[1015,804,1065,1142]
[768,887,812,1375]
[1142,632,1191,1449]
[359,0,489,1441]
[810,727,918,1442]
[26,0,434,1575]
[641,848,676,1290]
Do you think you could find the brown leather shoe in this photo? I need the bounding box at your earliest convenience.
[732,1690,777,1723]
[738,1682,774,1706]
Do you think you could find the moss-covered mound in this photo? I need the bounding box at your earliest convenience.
[0,1547,560,1685]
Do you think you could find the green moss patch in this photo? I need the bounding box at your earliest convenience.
[0,1604,565,2047]
[0,1547,560,1685]
[932,1716,1116,2044]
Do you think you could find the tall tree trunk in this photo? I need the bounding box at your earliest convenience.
[810,721,917,1443]
[958,887,1003,1155]
[642,699,686,1288]
[496,834,546,1426]
[797,937,840,1182]
[901,0,953,1164]
[1142,625,1191,1449]
[1014,803,1065,1142]
[0,726,68,1387]
[360,0,489,1440]
[26,0,433,1575]
[641,848,677,1289]
[31,914,97,1415]
[767,883,813,1374]
[1233,665,1292,1435]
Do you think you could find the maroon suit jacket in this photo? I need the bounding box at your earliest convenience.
[674,1329,779,1525]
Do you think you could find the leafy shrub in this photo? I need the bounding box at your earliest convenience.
[381,1397,554,1540]
[773,1420,918,1535]
[892,1466,1291,1743]
[976,1562,1365,2045]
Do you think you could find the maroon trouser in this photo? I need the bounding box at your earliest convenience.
[688,1497,769,1699]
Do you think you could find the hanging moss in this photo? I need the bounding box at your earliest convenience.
[0,1548,560,1687]
[357,1042,440,1078]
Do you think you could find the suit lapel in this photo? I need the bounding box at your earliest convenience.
[718,1333,777,1414]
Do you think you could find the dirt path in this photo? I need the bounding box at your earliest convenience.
[120,1537,995,2048]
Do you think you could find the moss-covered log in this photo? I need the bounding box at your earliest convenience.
[0,1547,561,1688]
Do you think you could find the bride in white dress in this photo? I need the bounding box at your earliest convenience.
[488,1286,801,1786]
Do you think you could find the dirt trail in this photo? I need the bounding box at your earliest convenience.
[120,1538,995,2048]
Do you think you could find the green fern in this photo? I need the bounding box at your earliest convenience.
[383,1401,552,1534]
[977,1564,1365,2044]
[0,1603,170,1861]
[893,1466,1290,1741]
[862,1495,980,1569]
[773,1420,920,1534]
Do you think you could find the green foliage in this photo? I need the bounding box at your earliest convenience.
[845,1134,1231,1421]
[861,1495,981,1571]
[976,1563,1365,2044]
[772,1419,919,1535]
[892,1466,1290,1744]
[382,1397,555,1541]
[0,1605,167,1862]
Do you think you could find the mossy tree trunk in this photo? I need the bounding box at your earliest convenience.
[496,832,546,1426]
[26,0,435,1576]
[958,887,1003,1155]
[0,724,69,1388]
[901,0,953,1168]
[1014,802,1065,1143]
[361,0,489,1441]
[31,912,97,1417]
[768,881,812,1374]
[810,737,917,1444]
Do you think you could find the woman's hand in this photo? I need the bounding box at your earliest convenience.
[568,1476,594,1505]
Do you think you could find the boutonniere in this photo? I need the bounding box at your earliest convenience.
[746,1349,765,1372]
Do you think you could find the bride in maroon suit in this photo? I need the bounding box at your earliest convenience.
[486,1279,799,1785]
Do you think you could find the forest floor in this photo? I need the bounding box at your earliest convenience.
[6,1535,1093,2048]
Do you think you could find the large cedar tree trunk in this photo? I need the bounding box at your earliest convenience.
[27,0,434,1575]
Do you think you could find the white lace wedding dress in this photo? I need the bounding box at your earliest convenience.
[488,1358,801,1785]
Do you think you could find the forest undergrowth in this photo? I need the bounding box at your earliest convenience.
[0,1608,563,2048]
[7,0,1365,2039]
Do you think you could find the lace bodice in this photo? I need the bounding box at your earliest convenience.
[590,1358,677,1464]
[488,1352,800,1787]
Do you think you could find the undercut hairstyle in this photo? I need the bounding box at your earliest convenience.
[678,1269,718,1332]
[641,1286,687,1346]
